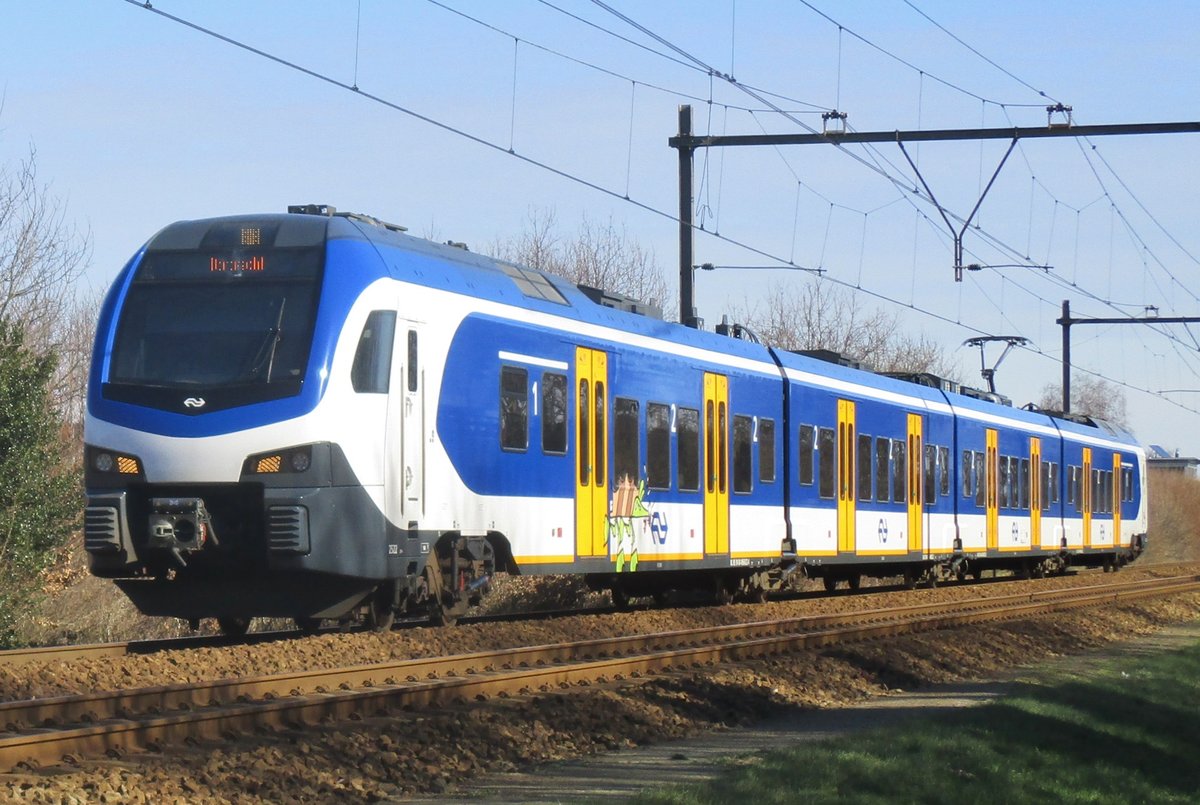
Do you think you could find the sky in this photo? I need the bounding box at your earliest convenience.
[2,1,1199,453]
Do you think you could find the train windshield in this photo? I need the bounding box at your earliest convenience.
[106,243,324,411]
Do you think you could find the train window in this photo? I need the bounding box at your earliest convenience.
[1123,467,1133,502]
[798,425,815,486]
[938,446,950,496]
[961,450,972,498]
[614,398,639,485]
[733,415,753,494]
[578,380,590,485]
[718,402,728,495]
[677,407,700,492]
[817,427,836,499]
[1011,457,1022,509]
[350,310,396,394]
[500,366,529,451]
[891,439,906,504]
[760,418,777,483]
[407,330,419,392]
[1041,462,1051,511]
[999,456,1011,509]
[1019,458,1030,510]
[922,444,936,505]
[1066,465,1075,506]
[1048,462,1059,505]
[1105,470,1114,513]
[542,373,568,455]
[646,403,671,490]
[974,452,985,507]
[1012,458,1021,509]
[1091,469,1101,513]
[857,433,872,501]
[705,402,715,493]
[875,437,890,502]
[594,381,606,481]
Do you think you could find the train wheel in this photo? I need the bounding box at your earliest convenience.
[611,585,632,610]
[847,573,862,591]
[652,590,670,606]
[823,576,838,593]
[367,594,396,633]
[713,577,734,605]
[294,617,322,634]
[217,617,251,637]
[428,597,458,627]
[422,562,458,626]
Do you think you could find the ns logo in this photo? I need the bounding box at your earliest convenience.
[183,397,207,409]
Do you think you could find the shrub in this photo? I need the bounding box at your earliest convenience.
[1146,469,1200,563]
[0,322,80,645]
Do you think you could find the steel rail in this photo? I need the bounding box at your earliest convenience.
[0,574,1195,771]
[4,563,1187,668]
[1,573,1190,732]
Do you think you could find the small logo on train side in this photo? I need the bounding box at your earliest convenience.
[183,397,207,409]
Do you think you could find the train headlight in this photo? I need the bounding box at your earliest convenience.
[289,451,311,473]
[86,446,144,484]
[243,445,313,475]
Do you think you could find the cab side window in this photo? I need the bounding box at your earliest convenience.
[350,311,396,393]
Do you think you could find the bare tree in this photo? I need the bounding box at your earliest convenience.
[49,290,102,427]
[1038,375,1130,430]
[737,280,960,378]
[492,209,673,317]
[0,148,91,340]
[0,147,93,427]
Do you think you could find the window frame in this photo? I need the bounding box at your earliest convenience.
[499,365,530,452]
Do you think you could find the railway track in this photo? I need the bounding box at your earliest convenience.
[2,563,1177,669]
[0,572,1195,772]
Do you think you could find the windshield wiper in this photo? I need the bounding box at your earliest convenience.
[244,299,287,382]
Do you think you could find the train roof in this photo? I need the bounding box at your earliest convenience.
[147,208,1141,453]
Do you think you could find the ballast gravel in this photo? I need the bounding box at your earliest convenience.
[0,563,1198,803]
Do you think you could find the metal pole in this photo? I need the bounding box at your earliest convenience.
[677,105,696,328]
[1060,299,1071,414]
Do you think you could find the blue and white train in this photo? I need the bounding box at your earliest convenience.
[83,206,1148,633]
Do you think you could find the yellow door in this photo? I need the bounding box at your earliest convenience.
[1082,448,1093,549]
[1112,453,1122,547]
[703,373,729,555]
[575,347,608,558]
[907,413,923,554]
[838,400,857,553]
[986,429,999,551]
[1030,437,1042,549]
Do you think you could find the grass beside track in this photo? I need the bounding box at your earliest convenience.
[634,629,1200,805]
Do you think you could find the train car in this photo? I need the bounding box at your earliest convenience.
[83,206,1147,633]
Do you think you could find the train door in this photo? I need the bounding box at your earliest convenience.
[703,373,729,556]
[837,400,857,554]
[400,325,424,521]
[1081,447,1093,548]
[1030,437,1042,549]
[907,413,923,555]
[1112,453,1122,547]
[575,347,608,558]
[382,314,419,525]
[985,429,999,551]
